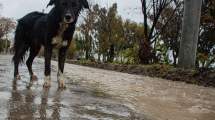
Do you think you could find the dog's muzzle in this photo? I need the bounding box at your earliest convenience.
[64,14,74,23]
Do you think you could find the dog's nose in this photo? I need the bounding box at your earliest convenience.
[65,14,72,21]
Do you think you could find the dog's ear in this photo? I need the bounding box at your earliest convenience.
[47,0,55,7]
[81,0,89,9]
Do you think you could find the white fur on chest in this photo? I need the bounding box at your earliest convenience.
[52,23,69,48]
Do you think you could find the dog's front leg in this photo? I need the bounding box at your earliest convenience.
[58,47,67,89]
[43,46,52,88]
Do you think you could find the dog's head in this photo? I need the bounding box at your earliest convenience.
[47,0,89,23]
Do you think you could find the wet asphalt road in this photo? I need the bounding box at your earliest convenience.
[0,55,215,120]
[0,55,145,120]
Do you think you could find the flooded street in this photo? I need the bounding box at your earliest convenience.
[0,55,215,120]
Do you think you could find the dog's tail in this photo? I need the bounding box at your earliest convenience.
[12,22,30,64]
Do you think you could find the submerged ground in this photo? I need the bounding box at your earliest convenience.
[0,55,215,120]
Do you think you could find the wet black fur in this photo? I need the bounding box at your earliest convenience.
[12,0,89,78]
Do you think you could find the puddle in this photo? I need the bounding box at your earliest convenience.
[0,55,145,120]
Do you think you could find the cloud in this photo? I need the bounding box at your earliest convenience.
[94,0,143,22]
[0,0,50,19]
[0,0,143,22]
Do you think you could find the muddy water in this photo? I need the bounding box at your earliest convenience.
[0,55,145,120]
[1,55,215,120]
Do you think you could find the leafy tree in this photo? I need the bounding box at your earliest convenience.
[78,4,106,61]
[0,39,10,53]
[95,7,109,62]
[120,20,145,64]
[80,3,124,62]
[197,0,215,68]
[67,40,77,59]
[77,3,145,64]
[0,17,16,53]
[94,3,122,62]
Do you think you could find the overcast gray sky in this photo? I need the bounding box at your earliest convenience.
[0,0,143,23]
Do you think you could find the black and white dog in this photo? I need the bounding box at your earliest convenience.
[12,0,89,88]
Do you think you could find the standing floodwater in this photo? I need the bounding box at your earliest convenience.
[0,55,215,120]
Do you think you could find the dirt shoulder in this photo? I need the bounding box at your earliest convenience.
[65,60,215,88]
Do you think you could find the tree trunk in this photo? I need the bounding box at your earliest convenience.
[85,49,89,60]
[178,0,202,69]
[108,44,115,62]
[139,0,151,64]
[98,53,101,62]
[138,39,152,64]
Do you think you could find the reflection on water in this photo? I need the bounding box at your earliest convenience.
[8,80,36,120]
[51,90,61,120]
[6,79,143,120]
[39,89,49,119]
[39,89,63,120]
[8,80,64,120]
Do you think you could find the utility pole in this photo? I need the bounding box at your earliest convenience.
[178,0,202,69]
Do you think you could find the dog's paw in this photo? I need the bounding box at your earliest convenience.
[43,81,51,88]
[57,71,66,89]
[14,75,21,80]
[58,80,66,89]
[31,75,38,81]
[43,76,51,88]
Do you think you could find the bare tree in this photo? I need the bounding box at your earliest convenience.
[178,0,202,68]
[139,0,179,64]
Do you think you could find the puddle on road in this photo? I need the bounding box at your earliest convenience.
[0,55,145,120]
[4,55,215,120]
[5,80,144,120]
